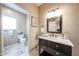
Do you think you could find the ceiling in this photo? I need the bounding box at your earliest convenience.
[35,3,43,6]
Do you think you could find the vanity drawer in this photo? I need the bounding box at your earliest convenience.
[39,39,51,46]
[39,39,46,44]
[40,39,59,49]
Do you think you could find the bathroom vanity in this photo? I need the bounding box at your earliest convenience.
[38,36,74,56]
[38,14,74,56]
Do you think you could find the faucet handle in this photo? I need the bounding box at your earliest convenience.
[49,33,52,37]
[54,34,57,37]
[52,33,54,36]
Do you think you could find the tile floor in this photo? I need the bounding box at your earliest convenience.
[4,43,29,56]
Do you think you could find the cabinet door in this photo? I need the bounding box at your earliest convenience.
[51,41,59,49]
[58,43,72,56]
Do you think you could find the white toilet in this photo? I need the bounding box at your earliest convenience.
[18,33,26,46]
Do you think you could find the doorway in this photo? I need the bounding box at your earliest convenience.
[0,3,29,56]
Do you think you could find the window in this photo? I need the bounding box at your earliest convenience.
[2,16,16,30]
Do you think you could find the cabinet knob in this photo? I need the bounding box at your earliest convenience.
[56,52,59,55]
[42,46,45,49]
[56,45,59,48]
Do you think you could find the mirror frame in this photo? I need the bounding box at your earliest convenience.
[47,15,62,33]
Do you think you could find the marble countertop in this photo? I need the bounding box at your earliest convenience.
[38,36,74,47]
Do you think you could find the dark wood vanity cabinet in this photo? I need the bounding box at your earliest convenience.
[39,38,72,56]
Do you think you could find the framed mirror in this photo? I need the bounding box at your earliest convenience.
[47,16,62,33]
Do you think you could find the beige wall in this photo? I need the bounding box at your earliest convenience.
[16,3,39,51]
[39,3,79,56]
[1,6,27,47]
[0,4,2,55]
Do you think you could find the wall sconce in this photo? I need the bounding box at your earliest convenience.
[40,25,44,34]
[47,8,62,18]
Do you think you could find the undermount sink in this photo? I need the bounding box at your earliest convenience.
[38,36,74,47]
[48,37,70,43]
[48,36,65,40]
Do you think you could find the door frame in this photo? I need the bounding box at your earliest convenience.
[0,3,30,56]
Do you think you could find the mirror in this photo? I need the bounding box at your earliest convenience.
[47,16,62,33]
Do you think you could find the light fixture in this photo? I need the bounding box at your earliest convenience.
[55,8,62,17]
[47,8,62,18]
[41,25,44,33]
[47,12,54,18]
